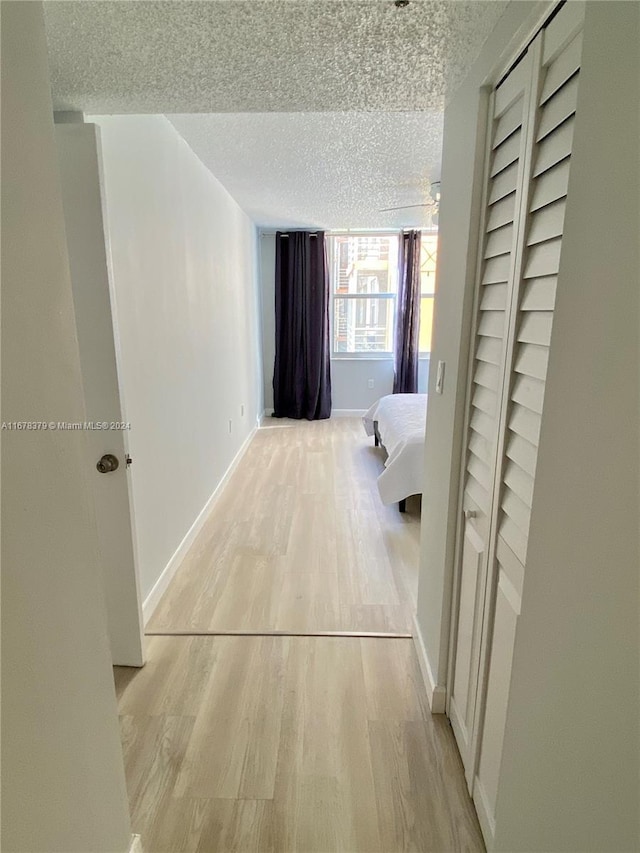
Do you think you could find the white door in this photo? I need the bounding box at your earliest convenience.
[448,0,585,838]
[448,45,535,781]
[56,123,144,667]
[472,7,584,839]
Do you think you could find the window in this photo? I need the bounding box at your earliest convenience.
[330,234,399,355]
[328,231,437,356]
[419,233,438,355]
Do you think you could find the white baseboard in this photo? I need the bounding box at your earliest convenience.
[331,408,366,417]
[142,425,257,624]
[473,777,495,849]
[411,612,447,714]
[128,834,143,853]
[260,407,365,423]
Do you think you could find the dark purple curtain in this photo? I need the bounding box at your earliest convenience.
[273,231,332,420]
[393,230,422,394]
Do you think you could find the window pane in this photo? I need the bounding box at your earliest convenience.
[332,235,399,295]
[420,233,438,295]
[419,295,435,353]
[334,297,395,353]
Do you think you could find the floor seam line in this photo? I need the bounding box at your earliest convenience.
[145,631,413,639]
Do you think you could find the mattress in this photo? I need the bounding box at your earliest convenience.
[362,393,428,505]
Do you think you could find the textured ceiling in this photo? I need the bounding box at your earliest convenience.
[166,112,443,228]
[46,0,509,228]
[45,1,509,114]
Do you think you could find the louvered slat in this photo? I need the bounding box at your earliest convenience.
[489,161,520,204]
[471,408,495,443]
[530,160,571,211]
[473,385,499,417]
[498,515,528,564]
[533,118,574,177]
[466,474,490,514]
[503,459,534,508]
[523,239,562,279]
[511,374,545,415]
[481,283,508,311]
[469,431,493,467]
[493,97,525,148]
[536,73,580,140]
[501,487,531,538]
[520,277,557,311]
[527,200,566,245]
[514,342,549,381]
[505,432,538,478]
[478,311,505,340]
[476,336,503,366]
[517,311,553,346]
[468,453,492,492]
[491,130,522,177]
[494,56,529,116]
[496,535,525,598]
[482,253,511,285]
[474,360,501,391]
[509,405,541,447]
[540,31,582,103]
[487,192,517,232]
[485,224,514,259]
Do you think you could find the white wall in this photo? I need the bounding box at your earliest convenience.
[414,0,548,689]
[493,4,639,849]
[90,115,263,604]
[259,232,429,413]
[1,4,132,850]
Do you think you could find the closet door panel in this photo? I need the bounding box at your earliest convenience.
[473,575,520,832]
[449,52,531,783]
[450,523,486,759]
[473,7,584,841]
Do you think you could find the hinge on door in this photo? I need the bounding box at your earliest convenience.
[125,454,133,467]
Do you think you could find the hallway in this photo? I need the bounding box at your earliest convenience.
[116,418,484,851]
[148,418,420,635]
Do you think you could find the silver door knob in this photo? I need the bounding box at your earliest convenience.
[464,509,477,519]
[97,453,119,474]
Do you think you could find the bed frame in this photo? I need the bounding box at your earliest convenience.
[373,420,407,513]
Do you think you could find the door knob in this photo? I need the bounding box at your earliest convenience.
[464,509,477,519]
[97,453,119,474]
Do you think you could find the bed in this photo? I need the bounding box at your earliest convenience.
[362,393,428,511]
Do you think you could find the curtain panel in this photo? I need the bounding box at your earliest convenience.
[273,231,332,420]
[393,230,422,394]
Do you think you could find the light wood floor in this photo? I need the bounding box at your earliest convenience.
[148,418,421,635]
[116,635,484,852]
[117,418,484,851]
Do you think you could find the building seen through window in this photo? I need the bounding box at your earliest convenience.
[329,232,437,356]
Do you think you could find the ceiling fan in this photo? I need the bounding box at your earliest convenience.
[379,181,441,213]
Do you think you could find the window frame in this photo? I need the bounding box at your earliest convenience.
[328,231,401,360]
[328,229,438,360]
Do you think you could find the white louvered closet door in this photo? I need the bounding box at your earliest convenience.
[448,48,534,779]
[448,1,585,840]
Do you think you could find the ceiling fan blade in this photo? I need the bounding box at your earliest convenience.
[378,202,433,212]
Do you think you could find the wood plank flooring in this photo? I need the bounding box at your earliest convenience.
[115,636,484,852]
[116,418,484,851]
[148,418,421,635]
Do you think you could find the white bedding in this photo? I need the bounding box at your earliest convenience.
[362,393,428,505]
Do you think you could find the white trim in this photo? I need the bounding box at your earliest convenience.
[260,408,365,422]
[331,409,366,418]
[411,612,447,714]
[128,834,143,853]
[142,426,257,624]
[472,777,496,849]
